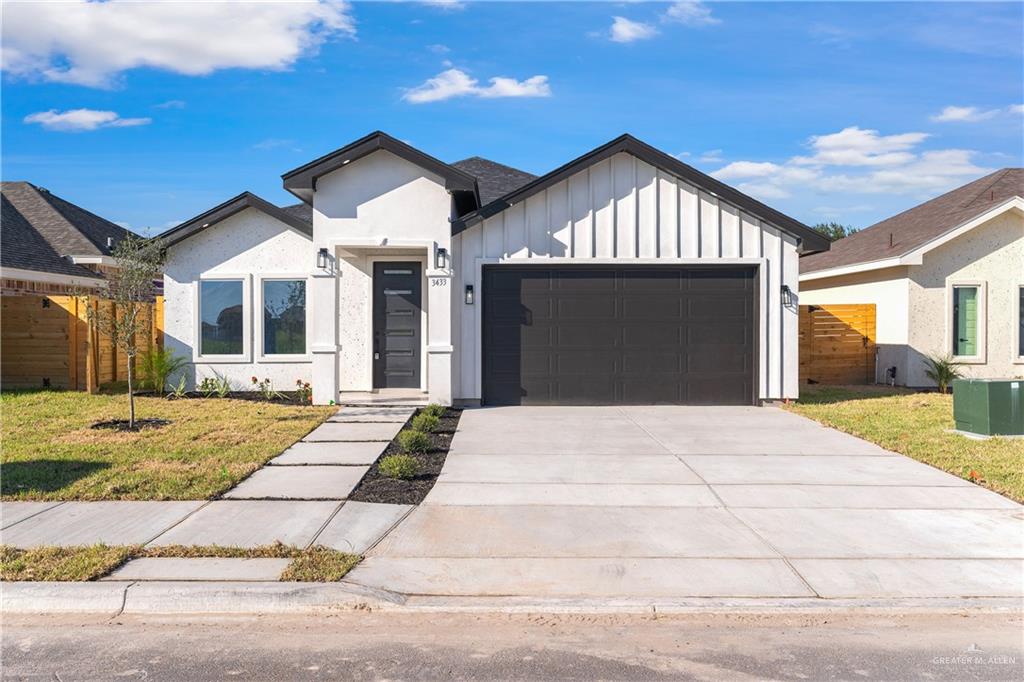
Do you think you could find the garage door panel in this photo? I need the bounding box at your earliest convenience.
[483,266,756,405]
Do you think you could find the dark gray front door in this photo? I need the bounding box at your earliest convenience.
[373,262,422,389]
[482,265,757,406]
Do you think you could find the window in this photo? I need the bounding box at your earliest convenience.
[262,279,306,355]
[1018,286,1024,359]
[952,285,979,357]
[200,280,244,355]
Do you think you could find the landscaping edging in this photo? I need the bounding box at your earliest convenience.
[348,407,462,505]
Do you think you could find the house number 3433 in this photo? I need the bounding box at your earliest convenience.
[430,278,448,287]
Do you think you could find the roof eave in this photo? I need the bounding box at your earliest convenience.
[160,192,312,248]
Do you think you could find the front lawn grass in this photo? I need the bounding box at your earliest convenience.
[1,390,334,501]
[1,543,361,581]
[787,385,1023,503]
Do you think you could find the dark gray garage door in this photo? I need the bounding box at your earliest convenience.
[482,265,757,406]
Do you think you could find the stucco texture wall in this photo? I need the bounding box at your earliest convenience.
[163,207,314,390]
[907,210,1024,386]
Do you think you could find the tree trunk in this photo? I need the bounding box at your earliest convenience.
[127,358,136,429]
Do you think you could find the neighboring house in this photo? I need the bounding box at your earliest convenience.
[1,181,137,295]
[160,131,829,406]
[800,169,1024,387]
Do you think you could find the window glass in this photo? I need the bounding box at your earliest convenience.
[263,279,306,355]
[1019,287,1024,357]
[200,280,244,355]
[952,286,978,356]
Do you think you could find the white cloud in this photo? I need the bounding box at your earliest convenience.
[23,108,151,132]
[402,68,551,104]
[931,105,1000,123]
[710,126,991,202]
[154,100,186,110]
[427,44,451,54]
[663,1,720,27]
[421,0,464,10]
[609,17,658,43]
[253,138,296,150]
[1,0,355,87]
[698,149,724,163]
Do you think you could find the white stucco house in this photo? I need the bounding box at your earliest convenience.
[160,132,829,406]
[800,169,1024,387]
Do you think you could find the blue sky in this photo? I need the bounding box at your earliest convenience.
[2,1,1021,235]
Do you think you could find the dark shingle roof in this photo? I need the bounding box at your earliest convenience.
[280,202,313,224]
[1,182,139,278]
[801,168,1024,274]
[451,156,537,205]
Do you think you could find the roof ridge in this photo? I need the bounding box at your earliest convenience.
[36,186,137,254]
[955,168,1016,212]
[1,181,100,257]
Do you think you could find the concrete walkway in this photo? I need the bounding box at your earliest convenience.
[347,406,1024,600]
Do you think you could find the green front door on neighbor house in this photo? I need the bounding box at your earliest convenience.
[953,286,978,357]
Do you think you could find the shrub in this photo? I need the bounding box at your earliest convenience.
[378,453,420,480]
[140,347,188,393]
[410,412,440,433]
[923,353,963,394]
[396,429,430,454]
[422,403,446,418]
[197,377,218,398]
[294,380,312,404]
[251,376,283,401]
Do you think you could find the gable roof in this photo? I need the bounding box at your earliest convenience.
[450,134,831,254]
[281,130,480,205]
[160,191,313,248]
[450,156,537,205]
[800,168,1024,276]
[0,181,137,278]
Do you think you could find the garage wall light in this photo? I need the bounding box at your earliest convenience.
[435,247,448,270]
[781,284,794,307]
[316,247,329,269]
[465,284,474,305]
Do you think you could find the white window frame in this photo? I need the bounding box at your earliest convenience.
[195,274,251,362]
[1015,284,1024,365]
[946,280,986,364]
[256,274,312,363]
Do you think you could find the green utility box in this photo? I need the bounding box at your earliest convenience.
[952,379,1024,436]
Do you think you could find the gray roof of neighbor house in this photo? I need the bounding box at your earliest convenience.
[0,181,137,278]
[800,168,1024,274]
[451,156,537,205]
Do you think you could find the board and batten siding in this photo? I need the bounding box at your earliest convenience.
[452,151,801,403]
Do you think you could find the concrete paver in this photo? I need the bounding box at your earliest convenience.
[791,558,1024,598]
[730,508,1024,558]
[222,466,367,500]
[314,501,412,554]
[348,557,813,597]
[681,454,974,486]
[439,454,701,484]
[370,505,778,558]
[426,483,719,507]
[104,558,291,581]
[328,406,415,423]
[0,501,204,548]
[1,502,64,529]
[303,422,402,442]
[147,501,339,548]
[268,441,385,466]
[713,484,1021,509]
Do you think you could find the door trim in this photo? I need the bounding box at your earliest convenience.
[370,257,427,390]
[479,262,760,406]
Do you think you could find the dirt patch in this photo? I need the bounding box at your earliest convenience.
[348,408,462,505]
[90,418,171,432]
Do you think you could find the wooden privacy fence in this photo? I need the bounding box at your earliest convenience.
[799,304,876,385]
[1,294,163,391]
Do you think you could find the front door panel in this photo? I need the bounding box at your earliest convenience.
[373,262,422,389]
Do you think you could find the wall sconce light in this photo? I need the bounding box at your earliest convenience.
[465,284,474,305]
[781,284,793,307]
[316,247,329,269]
[435,247,448,270]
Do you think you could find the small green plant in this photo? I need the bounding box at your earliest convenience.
[294,380,312,404]
[169,375,188,399]
[213,373,233,398]
[251,376,284,401]
[422,403,446,418]
[396,429,430,454]
[923,353,963,394]
[378,453,420,480]
[411,412,439,433]
[140,347,188,393]
[197,377,218,398]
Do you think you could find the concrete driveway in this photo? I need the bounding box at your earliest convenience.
[346,406,1024,601]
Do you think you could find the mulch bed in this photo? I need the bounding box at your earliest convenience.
[348,407,462,505]
[167,391,311,405]
[90,418,172,432]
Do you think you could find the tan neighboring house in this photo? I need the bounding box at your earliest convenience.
[800,169,1024,388]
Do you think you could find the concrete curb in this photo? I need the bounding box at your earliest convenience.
[2,582,1021,615]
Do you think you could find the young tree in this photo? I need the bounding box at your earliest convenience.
[85,236,165,429]
[812,221,859,241]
